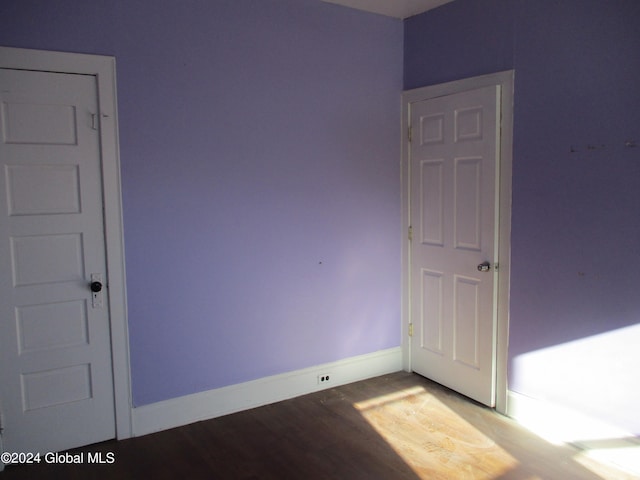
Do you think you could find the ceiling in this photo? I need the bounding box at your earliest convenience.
[320,0,456,19]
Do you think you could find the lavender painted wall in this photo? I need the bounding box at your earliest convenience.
[405,0,640,434]
[403,0,515,89]
[2,0,403,406]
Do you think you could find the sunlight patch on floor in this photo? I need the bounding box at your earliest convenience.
[573,440,640,479]
[353,386,520,479]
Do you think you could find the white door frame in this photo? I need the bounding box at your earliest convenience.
[401,70,514,414]
[0,46,132,439]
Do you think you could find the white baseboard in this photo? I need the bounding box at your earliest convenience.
[132,347,402,437]
[507,390,634,445]
[507,390,640,476]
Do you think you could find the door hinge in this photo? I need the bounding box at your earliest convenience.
[408,323,414,337]
[408,126,413,142]
[408,225,413,242]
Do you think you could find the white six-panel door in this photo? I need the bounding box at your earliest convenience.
[0,68,116,453]
[409,85,500,407]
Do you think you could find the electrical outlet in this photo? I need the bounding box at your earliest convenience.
[317,373,331,385]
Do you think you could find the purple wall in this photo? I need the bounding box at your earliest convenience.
[404,0,515,89]
[406,0,640,434]
[2,0,403,406]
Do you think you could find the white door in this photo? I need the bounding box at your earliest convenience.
[409,85,500,407]
[0,68,116,453]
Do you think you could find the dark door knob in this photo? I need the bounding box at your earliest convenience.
[477,261,491,272]
[90,281,103,293]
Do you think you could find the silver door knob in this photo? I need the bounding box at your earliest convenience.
[477,261,491,272]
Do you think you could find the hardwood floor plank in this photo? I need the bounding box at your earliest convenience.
[2,372,635,479]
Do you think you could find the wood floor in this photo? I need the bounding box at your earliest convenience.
[2,372,635,479]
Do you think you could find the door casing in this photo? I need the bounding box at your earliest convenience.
[0,46,132,443]
[401,71,514,414]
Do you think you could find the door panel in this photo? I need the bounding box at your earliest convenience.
[453,274,480,368]
[421,269,443,353]
[7,164,81,215]
[0,68,116,453]
[420,160,444,246]
[410,85,499,407]
[454,157,482,250]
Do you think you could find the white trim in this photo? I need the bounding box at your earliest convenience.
[132,347,402,437]
[0,46,132,440]
[507,390,635,445]
[508,390,640,476]
[401,70,514,415]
